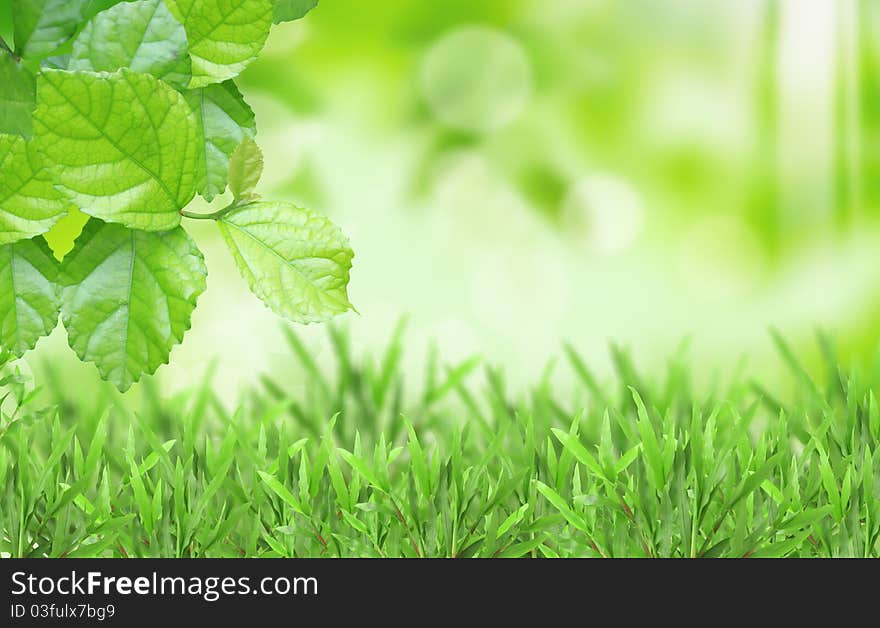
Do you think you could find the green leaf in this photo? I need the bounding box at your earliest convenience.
[496,536,546,558]
[338,448,388,493]
[0,53,36,137]
[68,0,191,88]
[550,427,606,481]
[863,447,875,519]
[424,355,481,404]
[184,81,256,201]
[258,471,306,515]
[165,0,273,88]
[217,202,354,324]
[59,219,207,392]
[0,1,13,44]
[631,388,666,492]
[534,480,589,534]
[33,68,199,231]
[818,453,841,520]
[82,1,127,21]
[0,236,60,357]
[711,452,784,531]
[0,133,71,245]
[273,0,318,24]
[12,0,88,60]
[128,458,153,535]
[405,416,430,496]
[749,529,812,558]
[777,505,833,531]
[614,444,641,476]
[227,136,263,201]
[497,503,529,537]
[760,479,784,504]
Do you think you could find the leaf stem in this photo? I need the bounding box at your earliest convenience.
[180,198,252,221]
[179,207,232,221]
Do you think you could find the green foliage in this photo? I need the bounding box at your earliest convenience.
[59,221,207,392]
[11,0,89,61]
[0,134,71,244]
[273,0,319,24]
[227,136,263,202]
[0,237,60,357]
[1,329,877,558]
[217,202,354,323]
[33,68,199,231]
[68,0,192,88]
[0,0,353,391]
[185,81,257,201]
[0,53,35,137]
[165,0,273,88]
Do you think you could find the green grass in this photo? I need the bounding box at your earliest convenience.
[1,325,879,558]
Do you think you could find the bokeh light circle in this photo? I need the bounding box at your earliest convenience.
[419,26,532,133]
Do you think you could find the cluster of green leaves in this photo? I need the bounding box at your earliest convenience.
[1,328,878,557]
[0,0,353,392]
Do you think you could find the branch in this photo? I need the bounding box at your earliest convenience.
[179,207,231,220]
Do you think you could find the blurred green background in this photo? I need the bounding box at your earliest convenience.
[25,0,880,398]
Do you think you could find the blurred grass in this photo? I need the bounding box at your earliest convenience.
[1,325,878,558]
